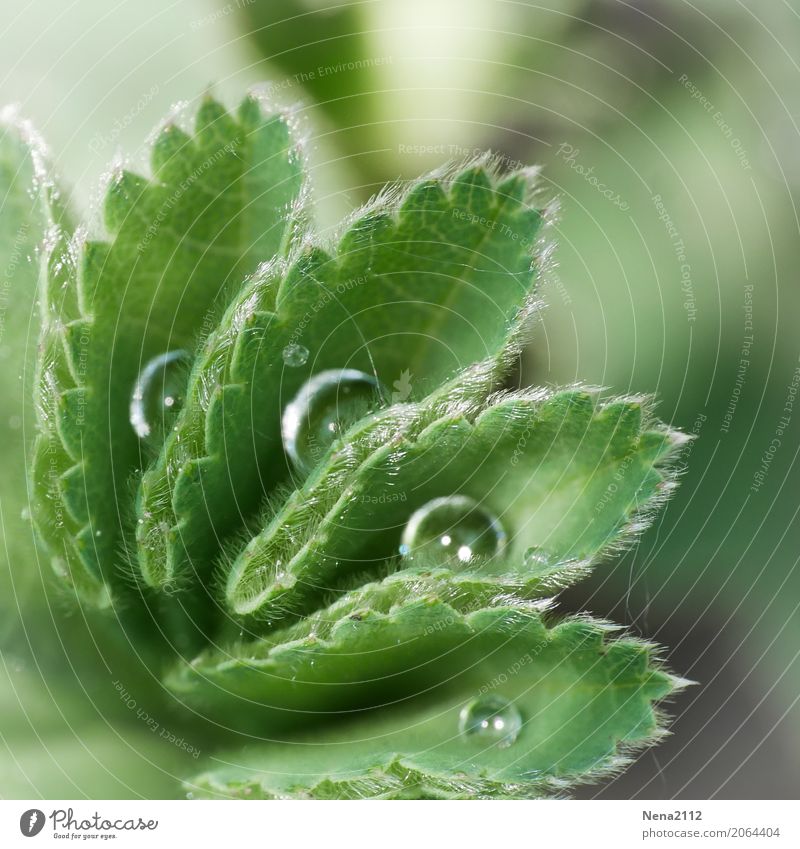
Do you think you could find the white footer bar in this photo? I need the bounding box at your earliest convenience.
[1,799,795,848]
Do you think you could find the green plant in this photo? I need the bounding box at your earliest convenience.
[9,88,688,799]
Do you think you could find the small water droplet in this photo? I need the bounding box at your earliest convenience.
[282,343,309,367]
[400,496,506,565]
[129,350,190,442]
[281,369,386,474]
[459,695,522,748]
[523,546,557,571]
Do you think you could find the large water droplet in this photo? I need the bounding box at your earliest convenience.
[400,496,506,565]
[282,369,385,474]
[130,350,190,441]
[282,343,309,367]
[459,695,522,748]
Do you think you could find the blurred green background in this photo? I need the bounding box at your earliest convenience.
[1,0,798,798]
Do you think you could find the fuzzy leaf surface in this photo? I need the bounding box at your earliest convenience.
[137,163,545,589]
[168,565,551,730]
[31,94,305,602]
[227,390,683,621]
[0,114,68,629]
[184,610,681,799]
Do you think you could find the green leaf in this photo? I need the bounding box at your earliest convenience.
[183,609,684,799]
[237,0,389,188]
[136,161,545,590]
[226,389,684,621]
[31,93,305,603]
[22,86,690,799]
[0,111,75,632]
[167,564,550,731]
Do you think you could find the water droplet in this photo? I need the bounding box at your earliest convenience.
[129,350,190,441]
[282,369,385,474]
[459,695,522,748]
[282,343,309,367]
[400,496,506,565]
[523,546,557,571]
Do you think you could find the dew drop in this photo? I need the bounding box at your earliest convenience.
[399,495,506,565]
[282,368,385,474]
[459,695,522,748]
[129,350,190,441]
[523,546,557,571]
[282,343,309,367]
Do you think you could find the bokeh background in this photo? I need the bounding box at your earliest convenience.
[1,0,798,798]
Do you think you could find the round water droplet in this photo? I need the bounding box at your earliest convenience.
[129,350,190,441]
[282,343,309,367]
[523,546,557,571]
[282,369,385,474]
[400,495,506,565]
[459,695,522,748]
